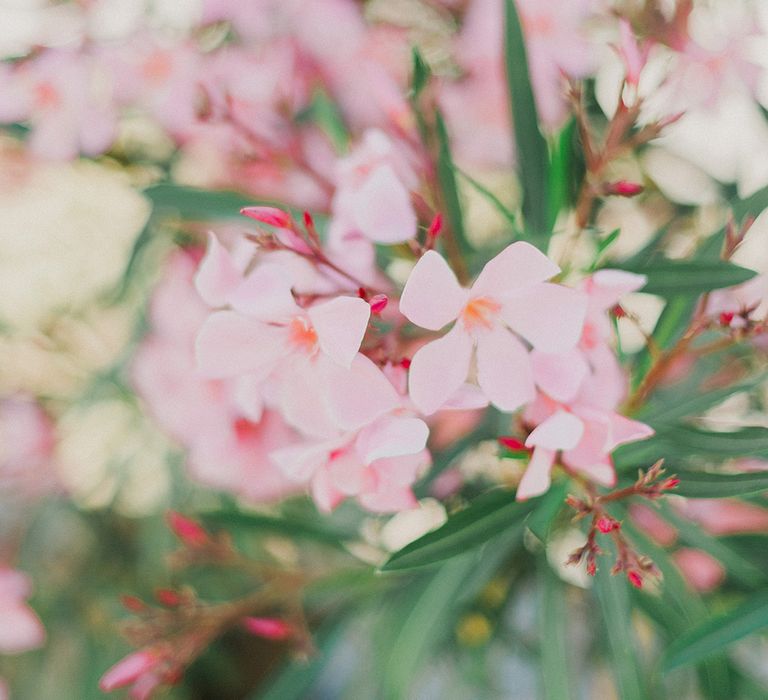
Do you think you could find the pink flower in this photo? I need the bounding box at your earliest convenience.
[399,243,587,415]
[0,568,45,655]
[0,50,118,160]
[270,412,429,513]
[99,650,164,700]
[329,129,418,245]
[673,548,725,593]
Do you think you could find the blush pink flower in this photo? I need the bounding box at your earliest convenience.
[99,650,164,700]
[270,412,430,513]
[399,243,587,415]
[0,568,45,655]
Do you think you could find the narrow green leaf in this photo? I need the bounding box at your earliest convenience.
[302,89,349,153]
[380,488,534,571]
[410,46,431,98]
[503,0,549,238]
[731,183,768,222]
[526,481,567,542]
[663,592,768,671]
[672,470,768,499]
[455,167,520,232]
[547,118,577,231]
[658,501,767,588]
[143,183,255,220]
[594,559,649,700]
[435,111,473,257]
[539,559,572,700]
[620,259,756,297]
[659,425,768,459]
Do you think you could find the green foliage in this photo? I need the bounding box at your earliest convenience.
[620,258,757,297]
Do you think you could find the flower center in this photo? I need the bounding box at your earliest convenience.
[287,316,318,353]
[34,81,60,109]
[461,296,501,332]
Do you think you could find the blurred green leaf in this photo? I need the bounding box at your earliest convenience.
[731,183,768,222]
[620,259,756,297]
[594,560,649,700]
[410,46,431,98]
[672,470,768,499]
[503,0,549,239]
[663,592,768,671]
[659,425,768,459]
[548,118,578,231]
[381,489,534,571]
[435,111,473,257]
[144,183,256,219]
[456,167,520,233]
[298,89,349,153]
[526,481,567,543]
[539,559,572,700]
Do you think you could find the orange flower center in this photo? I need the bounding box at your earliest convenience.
[288,316,318,353]
[461,296,501,332]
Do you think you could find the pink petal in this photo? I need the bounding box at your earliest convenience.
[228,263,300,320]
[472,241,560,297]
[607,414,654,449]
[308,296,370,368]
[525,410,584,450]
[355,416,429,463]
[517,447,556,501]
[195,311,285,378]
[442,384,490,410]
[475,327,535,412]
[99,651,156,692]
[352,164,417,243]
[501,283,588,353]
[0,605,44,654]
[399,251,467,331]
[278,359,340,439]
[322,354,400,431]
[270,441,332,482]
[359,484,418,513]
[673,548,724,593]
[311,467,346,512]
[194,232,242,307]
[586,269,647,311]
[233,375,265,423]
[327,450,366,495]
[530,348,589,403]
[408,327,474,415]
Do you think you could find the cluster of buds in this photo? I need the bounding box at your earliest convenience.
[565,460,676,586]
[100,513,312,698]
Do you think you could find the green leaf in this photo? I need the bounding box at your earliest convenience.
[143,183,256,220]
[659,425,768,459]
[731,183,768,222]
[380,488,534,571]
[410,46,431,98]
[539,559,572,700]
[663,592,768,671]
[620,259,756,297]
[299,89,349,153]
[672,470,768,499]
[594,559,649,700]
[435,111,473,257]
[503,0,549,238]
[455,167,520,232]
[526,481,567,542]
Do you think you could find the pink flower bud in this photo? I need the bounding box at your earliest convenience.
[155,589,181,607]
[604,181,644,197]
[498,436,527,452]
[166,511,208,547]
[99,651,157,692]
[427,212,443,239]
[121,595,147,613]
[240,206,292,228]
[242,617,292,640]
[369,294,388,314]
[597,517,620,534]
[719,312,735,327]
[627,570,643,588]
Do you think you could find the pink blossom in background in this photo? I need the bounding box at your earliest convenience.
[0,568,45,655]
[0,50,118,160]
[400,243,587,415]
[132,248,301,504]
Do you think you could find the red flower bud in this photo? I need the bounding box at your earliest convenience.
[719,311,735,326]
[369,294,389,314]
[427,212,443,239]
[399,357,411,370]
[121,595,147,613]
[155,589,182,607]
[604,181,644,197]
[166,511,208,547]
[597,517,620,534]
[611,304,627,318]
[242,617,293,640]
[586,559,597,577]
[240,206,292,228]
[498,436,527,452]
[662,477,680,490]
[627,570,643,588]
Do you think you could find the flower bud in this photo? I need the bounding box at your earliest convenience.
[240,206,292,228]
[166,511,208,547]
[242,617,292,640]
[369,294,389,314]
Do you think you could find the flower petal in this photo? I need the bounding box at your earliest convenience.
[408,327,474,415]
[501,283,588,353]
[352,164,418,243]
[322,354,400,431]
[517,447,556,501]
[586,269,647,311]
[608,414,654,449]
[530,348,589,403]
[399,250,467,331]
[270,441,332,482]
[356,416,429,463]
[228,262,300,320]
[476,327,535,412]
[473,241,560,296]
[194,232,241,307]
[195,311,285,379]
[308,296,370,368]
[526,410,585,450]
